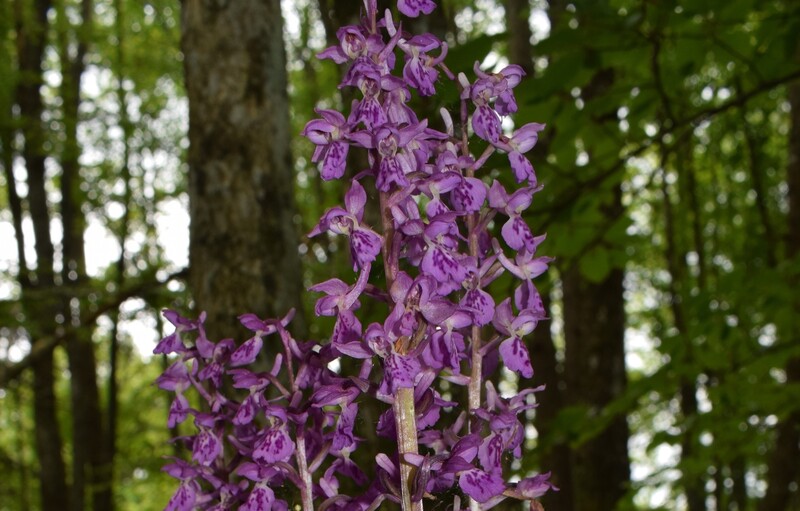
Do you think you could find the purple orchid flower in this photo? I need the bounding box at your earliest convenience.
[303,108,352,181]
[310,180,382,270]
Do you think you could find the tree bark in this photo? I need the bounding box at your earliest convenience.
[758,73,800,511]
[14,1,70,509]
[562,271,630,511]
[182,0,305,342]
[530,285,574,511]
[504,0,534,75]
[56,1,113,508]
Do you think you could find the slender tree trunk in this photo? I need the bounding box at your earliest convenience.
[14,1,70,509]
[758,73,800,511]
[56,1,113,508]
[182,0,305,343]
[530,285,574,511]
[662,146,706,511]
[504,0,534,76]
[562,266,630,511]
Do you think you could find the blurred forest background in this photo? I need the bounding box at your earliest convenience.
[1,0,800,510]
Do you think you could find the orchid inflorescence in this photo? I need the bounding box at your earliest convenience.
[157,0,554,509]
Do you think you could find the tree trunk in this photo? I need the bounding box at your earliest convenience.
[562,185,630,511]
[182,0,305,342]
[530,285,574,511]
[758,71,800,511]
[57,1,113,508]
[14,1,70,509]
[504,0,534,76]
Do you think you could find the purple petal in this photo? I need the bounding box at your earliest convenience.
[386,352,421,393]
[253,428,295,465]
[321,141,348,180]
[398,0,436,17]
[517,472,557,498]
[499,336,533,378]
[230,336,263,367]
[233,395,258,426]
[421,245,466,284]
[166,482,197,511]
[451,433,481,462]
[460,288,495,326]
[496,89,518,116]
[156,361,190,392]
[168,394,190,428]
[377,155,409,192]
[451,177,486,212]
[492,298,514,335]
[238,313,269,332]
[487,180,509,209]
[472,105,501,144]
[509,151,536,184]
[240,484,276,511]
[345,180,367,219]
[478,433,504,474]
[511,122,545,153]
[403,57,438,96]
[501,216,535,251]
[153,332,184,355]
[333,402,358,451]
[192,429,221,466]
[458,469,505,503]
[350,227,382,270]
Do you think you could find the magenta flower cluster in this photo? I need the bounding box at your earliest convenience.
[156,1,554,509]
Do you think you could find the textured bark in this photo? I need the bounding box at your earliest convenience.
[14,1,69,509]
[504,0,534,75]
[57,1,113,509]
[182,0,305,342]
[562,260,630,511]
[105,0,132,503]
[758,77,800,511]
[530,287,574,511]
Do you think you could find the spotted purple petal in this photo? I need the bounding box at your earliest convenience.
[460,288,495,326]
[398,0,436,17]
[386,352,421,393]
[166,482,198,511]
[509,151,536,184]
[333,402,358,451]
[472,105,501,143]
[516,472,557,498]
[350,227,382,270]
[321,141,348,180]
[230,336,263,367]
[458,469,505,503]
[501,216,536,251]
[499,336,533,378]
[253,427,295,465]
[168,394,190,428]
[478,433,504,474]
[240,484,276,511]
[233,395,257,426]
[192,429,221,466]
[451,177,486,212]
